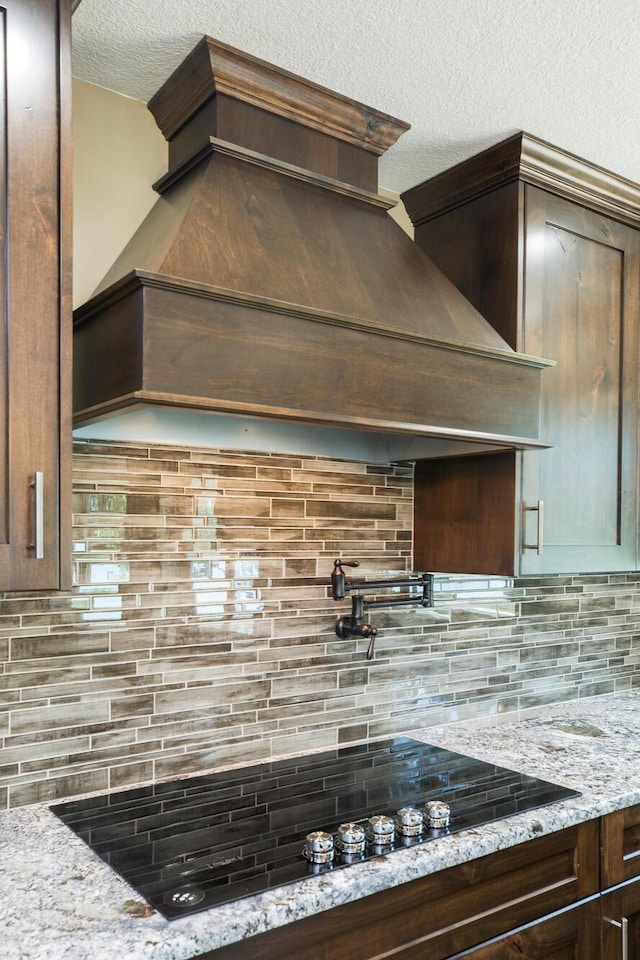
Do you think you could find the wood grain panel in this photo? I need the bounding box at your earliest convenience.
[0,0,70,590]
[413,183,523,350]
[414,452,518,576]
[601,805,640,888]
[446,900,600,959]
[167,96,379,191]
[73,273,547,446]
[520,187,639,573]
[601,882,640,960]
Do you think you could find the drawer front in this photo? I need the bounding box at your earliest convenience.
[602,804,640,888]
[197,821,599,960]
[447,899,600,960]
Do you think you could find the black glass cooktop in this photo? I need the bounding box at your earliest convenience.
[50,737,579,920]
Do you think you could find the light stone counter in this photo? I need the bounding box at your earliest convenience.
[3,691,640,960]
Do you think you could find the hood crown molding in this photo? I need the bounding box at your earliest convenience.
[402,131,640,229]
[148,35,410,153]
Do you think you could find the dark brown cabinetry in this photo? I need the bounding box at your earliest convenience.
[601,804,640,959]
[0,0,71,590]
[601,885,640,960]
[195,821,599,960]
[189,809,640,959]
[404,133,640,576]
[446,901,600,959]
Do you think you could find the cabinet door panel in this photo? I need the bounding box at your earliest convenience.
[601,805,640,888]
[601,883,640,960]
[0,0,70,590]
[446,900,600,959]
[521,187,639,574]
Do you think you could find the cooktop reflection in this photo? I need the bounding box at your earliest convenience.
[50,737,579,920]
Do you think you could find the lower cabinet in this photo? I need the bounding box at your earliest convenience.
[195,821,599,960]
[601,803,640,960]
[191,806,640,959]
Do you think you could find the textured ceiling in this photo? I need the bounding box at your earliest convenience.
[72,0,640,194]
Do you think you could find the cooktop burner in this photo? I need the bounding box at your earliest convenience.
[50,737,579,920]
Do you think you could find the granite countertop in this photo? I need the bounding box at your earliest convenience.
[3,691,640,960]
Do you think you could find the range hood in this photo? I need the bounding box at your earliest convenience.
[73,37,553,458]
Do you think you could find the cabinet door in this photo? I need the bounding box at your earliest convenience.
[0,0,71,589]
[601,806,640,959]
[601,804,640,889]
[445,900,600,960]
[520,187,639,574]
[601,884,640,960]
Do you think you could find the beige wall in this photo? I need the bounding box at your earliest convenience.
[72,79,167,307]
[381,187,414,237]
[72,80,413,309]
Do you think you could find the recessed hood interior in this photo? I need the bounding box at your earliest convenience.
[73,36,553,459]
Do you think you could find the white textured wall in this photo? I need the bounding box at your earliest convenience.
[72,0,640,195]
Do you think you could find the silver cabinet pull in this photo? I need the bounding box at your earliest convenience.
[523,499,544,555]
[605,916,629,960]
[28,471,44,559]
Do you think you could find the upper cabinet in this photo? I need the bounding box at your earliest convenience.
[0,0,71,590]
[403,133,640,576]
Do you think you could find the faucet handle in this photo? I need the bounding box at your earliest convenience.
[365,627,378,661]
[331,559,359,600]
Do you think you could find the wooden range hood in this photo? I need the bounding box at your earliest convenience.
[73,37,553,453]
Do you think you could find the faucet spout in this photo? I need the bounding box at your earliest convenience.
[329,558,434,661]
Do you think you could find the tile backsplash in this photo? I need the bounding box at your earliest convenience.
[1,439,639,809]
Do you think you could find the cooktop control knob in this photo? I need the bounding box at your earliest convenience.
[396,806,424,837]
[366,814,395,845]
[425,800,451,829]
[302,830,335,864]
[336,821,367,854]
